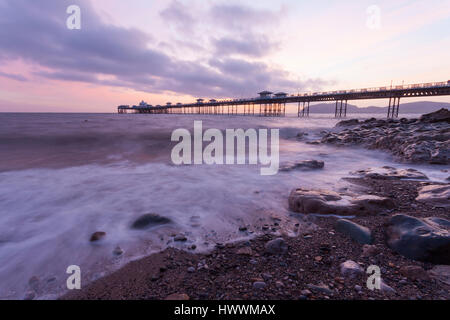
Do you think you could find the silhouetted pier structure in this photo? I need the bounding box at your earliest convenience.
[118,81,450,118]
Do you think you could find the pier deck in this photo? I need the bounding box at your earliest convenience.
[118,81,450,118]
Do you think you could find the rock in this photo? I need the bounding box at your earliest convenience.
[131,213,171,229]
[428,265,450,287]
[361,244,380,257]
[289,188,394,216]
[380,280,396,294]
[174,234,187,242]
[165,293,190,300]
[275,281,284,288]
[113,246,124,256]
[187,267,195,273]
[340,260,364,279]
[300,289,312,296]
[89,231,106,242]
[307,283,334,295]
[337,119,359,126]
[321,114,450,165]
[280,160,325,171]
[238,226,248,231]
[416,184,450,209]
[420,108,450,123]
[399,265,430,281]
[265,238,288,255]
[351,167,428,180]
[253,281,267,290]
[354,285,362,292]
[236,247,253,256]
[335,219,372,244]
[386,214,450,264]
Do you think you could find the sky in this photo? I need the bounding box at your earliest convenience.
[0,0,449,112]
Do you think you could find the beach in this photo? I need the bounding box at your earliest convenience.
[0,111,448,300]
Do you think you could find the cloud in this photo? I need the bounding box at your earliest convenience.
[212,34,279,57]
[0,71,27,82]
[209,4,282,32]
[0,0,328,99]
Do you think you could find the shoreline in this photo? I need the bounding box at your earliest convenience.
[62,177,449,300]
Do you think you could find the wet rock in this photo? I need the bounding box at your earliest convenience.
[386,214,450,264]
[131,213,171,229]
[90,231,106,242]
[174,234,187,242]
[420,108,450,123]
[113,246,124,256]
[399,265,430,281]
[351,167,428,180]
[280,160,325,171]
[340,260,364,278]
[337,119,359,127]
[165,293,190,300]
[428,265,450,287]
[322,111,450,165]
[416,184,450,209]
[265,238,287,255]
[289,188,394,216]
[335,219,372,244]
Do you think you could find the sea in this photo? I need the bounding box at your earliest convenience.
[0,112,447,299]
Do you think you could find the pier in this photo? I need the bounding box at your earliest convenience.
[118,81,450,118]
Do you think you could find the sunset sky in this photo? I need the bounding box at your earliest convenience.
[0,0,449,112]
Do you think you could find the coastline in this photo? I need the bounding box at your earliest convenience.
[62,177,449,300]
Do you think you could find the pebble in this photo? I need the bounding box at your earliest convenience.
[113,246,124,256]
[355,285,362,292]
[253,281,267,290]
[187,267,195,273]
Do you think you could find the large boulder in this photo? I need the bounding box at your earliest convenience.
[386,214,450,264]
[420,108,450,123]
[416,184,450,209]
[335,219,372,244]
[288,188,394,216]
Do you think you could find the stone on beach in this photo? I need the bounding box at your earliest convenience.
[351,167,428,180]
[419,108,450,123]
[131,213,171,229]
[280,160,325,172]
[90,231,106,242]
[340,260,364,278]
[386,214,450,264]
[288,188,394,216]
[416,184,450,209]
[335,219,372,244]
[265,238,288,255]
